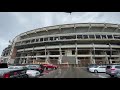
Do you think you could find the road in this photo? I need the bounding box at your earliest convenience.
[39,66,109,78]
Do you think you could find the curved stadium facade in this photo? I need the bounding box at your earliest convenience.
[9,23,120,66]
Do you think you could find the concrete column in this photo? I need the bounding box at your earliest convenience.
[76,34,77,40]
[112,34,114,39]
[109,43,112,64]
[19,58,22,64]
[59,25,61,33]
[88,23,91,32]
[104,51,109,64]
[45,45,47,62]
[48,37,50,41]
[106,35,108,39]
[59,44,62,64]
[92,43,95,64]
[32,46,34,58]
[74,24,76,32]
[94,34,96,39]
[88,35,90,39]
[38,38,40,42]
[26,57,29,64]
[29,40,31,44]
[75,43,78,64]
[100,35,102,39]
[90,49,93,64]
[34,39,36,42]
[47,51,49,63]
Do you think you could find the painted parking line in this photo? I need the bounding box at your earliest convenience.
[90,72,109,78]
[98,75,108,78]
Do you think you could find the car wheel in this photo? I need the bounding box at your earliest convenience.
[94,70,98,73]
[46,67,48,70]
[25,74,29,78]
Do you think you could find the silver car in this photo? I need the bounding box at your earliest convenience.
[106,65,120,77]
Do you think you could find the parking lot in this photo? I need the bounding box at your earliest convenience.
[82,67,110,78]
[39,66,111,78]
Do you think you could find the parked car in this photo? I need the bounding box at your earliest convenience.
[26,70,40,78]
[0,63,28,78]
[26,64,44,73]
[43,64,58,70]
[8,66,40,78]
[106,65,120,77]
[87,64,98,71]
[8,66,28,70]
[89,65,106,73]
[115,72,120,78]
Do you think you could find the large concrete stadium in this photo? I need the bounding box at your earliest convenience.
[7,23,120,66]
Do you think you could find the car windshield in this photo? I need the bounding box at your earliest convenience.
[93,66,98,68]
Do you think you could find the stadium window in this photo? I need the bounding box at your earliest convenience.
[60,36,64,40]
[77,35,83,39]
[72,50,75,55]
[65,35,76,39]
[62,51,65,55]
[54,37,59,40]
[44,37,48,41]
[50,37,53,41]
[31,39,35,43]
[101,35,107,39]
[114,35,120,39]
[107,35,113,39]
[40,38,43,41]
[25,40,29,44]
[95,35,101,39]
[89,35,95,39]
[112,61,115,63]
[83,35,88,39]
[36,39,39,42]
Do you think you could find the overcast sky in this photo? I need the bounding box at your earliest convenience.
[0,12,120,55]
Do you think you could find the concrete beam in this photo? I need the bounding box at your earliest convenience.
[87,23,92,32]
[101,23,107,32]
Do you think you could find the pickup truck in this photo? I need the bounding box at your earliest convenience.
[0,63,28,78]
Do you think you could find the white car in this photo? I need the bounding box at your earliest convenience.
[26,70,40,78]
[89,65,106,73]
[8,66,41,78]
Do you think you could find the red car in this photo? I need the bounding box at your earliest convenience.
[43,64,58,70]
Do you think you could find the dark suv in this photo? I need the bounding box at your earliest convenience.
[26,64,44,73]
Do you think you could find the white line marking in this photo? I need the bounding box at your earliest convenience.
[98,75,107,78]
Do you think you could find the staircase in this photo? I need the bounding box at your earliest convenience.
[62,56,76,64]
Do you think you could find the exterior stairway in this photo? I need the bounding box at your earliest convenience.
[62,55,76,64]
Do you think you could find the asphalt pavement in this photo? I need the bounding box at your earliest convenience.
[39,66,104,78]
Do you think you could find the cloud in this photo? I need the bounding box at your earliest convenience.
[0,12,120,56]
[0,38,10,55]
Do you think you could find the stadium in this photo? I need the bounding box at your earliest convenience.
[8,23,120,66]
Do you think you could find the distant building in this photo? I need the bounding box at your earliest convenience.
[1,45,11,63]
[6,23,120,66]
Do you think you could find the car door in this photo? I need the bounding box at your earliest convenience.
[98,66,106,72]
[115,66,120,73]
